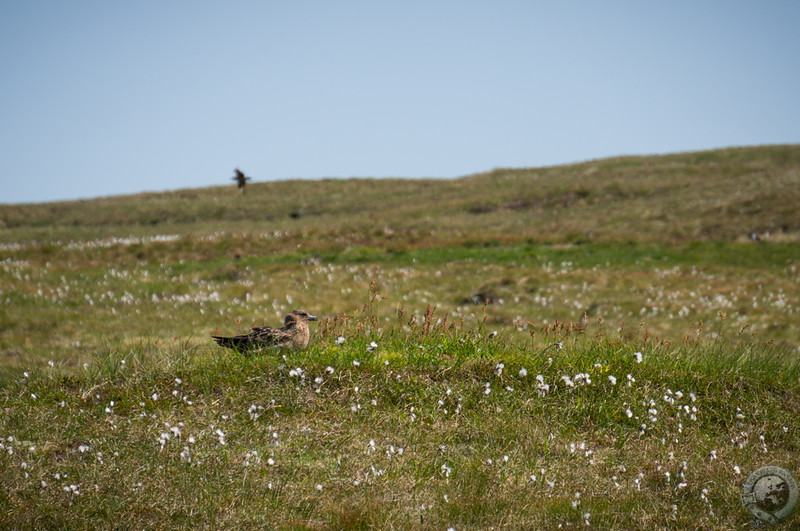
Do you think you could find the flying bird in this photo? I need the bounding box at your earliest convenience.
[212,310,318,351]
[231,168,252,193]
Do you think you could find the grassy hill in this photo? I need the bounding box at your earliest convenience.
[2,144,799,246]
[1,145,799,529]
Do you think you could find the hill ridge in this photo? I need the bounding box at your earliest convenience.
[1,144,798,244]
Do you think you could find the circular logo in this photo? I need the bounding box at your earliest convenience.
[741,466,798,525]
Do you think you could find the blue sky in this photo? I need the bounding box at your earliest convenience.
[1,1,799,204]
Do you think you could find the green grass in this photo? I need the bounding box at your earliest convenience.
[3,144,799,246]
[1,145,800,528]
[2,316,799,529]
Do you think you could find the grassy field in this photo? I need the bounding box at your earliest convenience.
[1,145,799,529]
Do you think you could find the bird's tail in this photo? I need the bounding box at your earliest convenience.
[212,335,249,350]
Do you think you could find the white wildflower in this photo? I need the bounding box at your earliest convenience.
[574,373,591,385]
[536,375,550,395]
[243,450,261,466]
[248,404,264,421]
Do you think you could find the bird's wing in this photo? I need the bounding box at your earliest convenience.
[248,325,293,347]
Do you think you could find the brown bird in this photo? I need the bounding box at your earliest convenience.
[212,310,318,351]
[231,168,251,193]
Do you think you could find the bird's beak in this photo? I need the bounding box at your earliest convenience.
[308,314,318,321]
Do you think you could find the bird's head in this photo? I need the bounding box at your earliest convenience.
[285,310,318,327]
